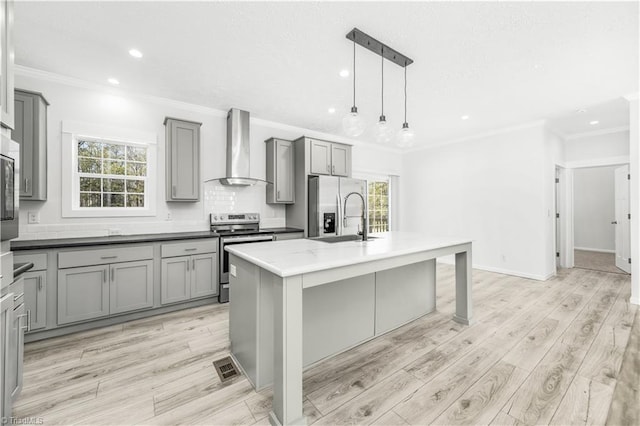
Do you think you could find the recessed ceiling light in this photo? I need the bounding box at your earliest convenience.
[107,78,120,86]
[339,69,349,78]
[461,115,470,120]
[589,120,599,125]
[128,48,143,58]
[328,107,336,114]
[576,109,587,114]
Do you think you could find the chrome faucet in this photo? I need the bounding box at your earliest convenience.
[343,192,368,241]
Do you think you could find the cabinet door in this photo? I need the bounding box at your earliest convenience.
[166,118,200,201]
[23,271,46,330]
[310,140,331,175]
[275,140,294,202]
[161,256,190,304]
[331,144,350,177]
[0,0,15,130]
[57,265,109,325]
[9,302,24,399]
[1,293,13,418]
[13,92,33,197]
[110,260,153,314]
[190,253,218,299]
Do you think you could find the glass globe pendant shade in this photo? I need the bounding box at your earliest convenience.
[374,115,394,144]
[342,106,366,137]
[396,122,415,148]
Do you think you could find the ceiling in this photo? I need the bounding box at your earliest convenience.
[13,1,639,148]
[547,97,630,139]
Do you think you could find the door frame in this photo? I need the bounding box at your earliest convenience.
[556,158,630,270]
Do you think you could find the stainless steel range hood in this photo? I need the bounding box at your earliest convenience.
[216,108,262,186]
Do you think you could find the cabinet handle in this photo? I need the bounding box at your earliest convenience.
[110,267,114,282]
[326,165,330,173]
[184,248,197,252]
[38,276,43,291]
[187,259,190,271]
[193,259,196,270]
[103,269,106,283]
[277,190,280,200]
[332,165,335,174]
[101,256,117,260]
[172,185,176,197]
[17,312,30,332]
[24,177,29,193]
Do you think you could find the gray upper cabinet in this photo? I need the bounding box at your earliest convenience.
[164,117,201,202]
[13,89,48,200]
[0,0,14,130]
[265,138,294,204]
[309,139,351,177]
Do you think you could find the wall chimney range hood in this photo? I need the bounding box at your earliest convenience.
[212,108,264,186]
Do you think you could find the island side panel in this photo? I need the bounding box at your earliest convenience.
[271,274,306,426]
[453,243,473,325]
[229,254,260,387]
[374,260,436,335]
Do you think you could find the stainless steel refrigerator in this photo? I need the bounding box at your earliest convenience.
[308,175,367,238]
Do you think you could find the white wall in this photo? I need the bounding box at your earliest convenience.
[15,69,402,239]
[401,123,553,280]
[573,166,617,252]
[564,130,630,165]
[629,96,639,305]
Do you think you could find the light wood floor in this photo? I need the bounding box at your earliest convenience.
[574,249,628,275]
[13,264,637,425]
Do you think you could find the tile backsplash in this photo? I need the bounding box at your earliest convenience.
[17,181,287,240]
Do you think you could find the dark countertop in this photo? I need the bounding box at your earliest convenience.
[13,262,34,279]
[11,227,304,251]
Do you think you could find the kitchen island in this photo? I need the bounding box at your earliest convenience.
[226,232,473,426]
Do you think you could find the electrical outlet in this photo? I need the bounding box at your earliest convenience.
[108,228,123,236]
[27,211,40,224]
[166,211,172,221]
[230,264,237,277]
[501,254,507,262]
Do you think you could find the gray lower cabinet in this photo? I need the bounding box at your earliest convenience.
[0,293,13,419]
[23,270,46,330]
[164,117,201,202]
[58,260,154,324]
[161,252,217,304]
[110,260,153,314]
[58,265,109,324]
[13,89,48,200]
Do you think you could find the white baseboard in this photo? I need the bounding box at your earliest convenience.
[436,259,550,281]
[575,247,615,254]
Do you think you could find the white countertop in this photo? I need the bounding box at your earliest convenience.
[225,232,472,277]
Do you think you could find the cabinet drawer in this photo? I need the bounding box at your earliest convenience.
[58,245,153,269]
[14,253,47,271]
[161,240,217,258]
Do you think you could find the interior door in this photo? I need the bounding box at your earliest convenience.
[614,165,631,273]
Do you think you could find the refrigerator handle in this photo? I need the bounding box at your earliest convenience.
[336,194,341,236]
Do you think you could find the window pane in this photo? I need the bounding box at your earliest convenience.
[126,179,144,193]
[79,177,101,192]
[78,157,102,173]
[127,146,147,162]
[126,194,144,207]
[126,162,147,177]
[102,193,125,207]
[103,178,124,192]
[77,140,102,158]
[103,160,125,175]
[80,192,102,207]
[103,143,125,159]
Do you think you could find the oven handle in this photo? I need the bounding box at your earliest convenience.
[222,235,274,243]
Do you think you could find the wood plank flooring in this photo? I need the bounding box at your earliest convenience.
[12,264,638,425]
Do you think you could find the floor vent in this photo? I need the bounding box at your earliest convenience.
[213,356,240,382]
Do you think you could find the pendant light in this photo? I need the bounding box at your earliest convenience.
[342,31,366,137]
[396,61,415,148]
[374,47,394,144]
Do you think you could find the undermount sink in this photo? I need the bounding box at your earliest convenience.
[313,234,379,243]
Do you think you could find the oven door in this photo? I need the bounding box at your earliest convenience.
[219,234,274,303]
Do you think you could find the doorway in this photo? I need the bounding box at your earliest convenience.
[571,165,630,274]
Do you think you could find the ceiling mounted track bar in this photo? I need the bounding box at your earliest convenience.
[346,27,413,67]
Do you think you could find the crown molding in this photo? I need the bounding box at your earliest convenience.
[404,120,546,153]
[564,125,629,141]
[15,65,402,153]
[624,92,639,101]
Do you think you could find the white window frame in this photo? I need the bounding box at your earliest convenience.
[62,121,157,218]
[353,172,396,232]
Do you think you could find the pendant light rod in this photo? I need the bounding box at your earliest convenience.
[403,62,407,123]
[380,47,384,118]
[345,27,413,68]
[351,32,357,110]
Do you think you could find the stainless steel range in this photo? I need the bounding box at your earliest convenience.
[210,213,274,303]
